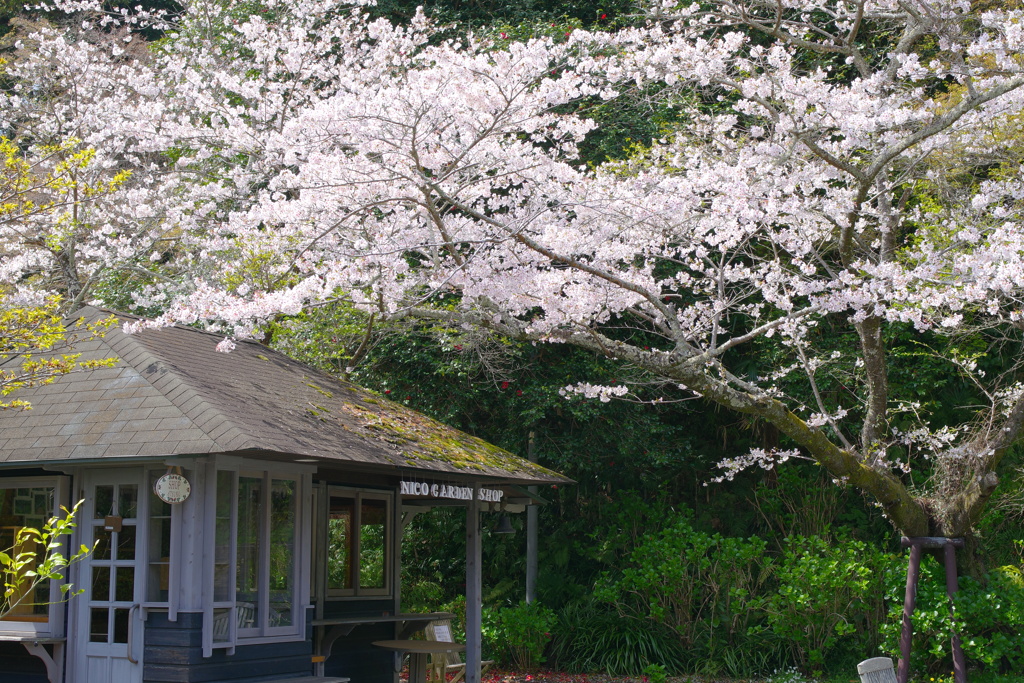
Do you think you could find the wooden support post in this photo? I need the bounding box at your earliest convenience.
[466,485,482,683]
[897,541,922,683]
[944,542,967,683]
[526,431,538,604]
[898,537,966,683]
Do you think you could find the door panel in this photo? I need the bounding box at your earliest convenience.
[72,470,145,683]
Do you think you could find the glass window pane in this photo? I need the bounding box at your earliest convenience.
[147,516,171,603]
[148,563,169,603]
[118,485,138,519]
[117,525,137,561]
[268,479,295,627]
[94,528,112,560]
[236,476,262,627]
[327,498,354,590]
[214,471,233,602]
[112,608,130,643]
[211,607,231,643]
[147,471,174,604]
[92,567,111,602]
[149,471,172,518]
[94,486,113,518]
[90,608,109,642]
[0,485,57,622]
[115,567,135,602]
[360,499,387,590]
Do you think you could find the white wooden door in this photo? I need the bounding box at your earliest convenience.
[71,469,146,683]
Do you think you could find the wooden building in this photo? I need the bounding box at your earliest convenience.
[0,307,568,683]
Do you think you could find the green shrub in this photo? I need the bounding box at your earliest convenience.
[761,536,901,672]
[594,509,771,658]
[482,600,556,670]
[547,598,686,675]
[401,578,444,614]
[641,663,667,683]
[880,555,1024,674]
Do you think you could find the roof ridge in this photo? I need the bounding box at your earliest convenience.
[85,308,256,453]
[90,305,261,344]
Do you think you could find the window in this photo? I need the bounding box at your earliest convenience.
[236,475,297,632]
[326,488,392,597]
[146,470,173,604]
[203,462,311,656]
[0,477,66,634]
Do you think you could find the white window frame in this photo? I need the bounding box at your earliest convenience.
[201,458,312,656]
[0,476,69,636]
[324,486,393,599]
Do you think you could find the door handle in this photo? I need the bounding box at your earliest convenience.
[127,603,140,663]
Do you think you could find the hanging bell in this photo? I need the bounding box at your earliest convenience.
[493,513,515,534]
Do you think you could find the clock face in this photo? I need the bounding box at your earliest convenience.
[153,473,191,504]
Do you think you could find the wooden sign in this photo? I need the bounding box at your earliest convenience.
[154,473,191,504]
[400,481,504,503]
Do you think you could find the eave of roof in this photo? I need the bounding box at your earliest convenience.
[0,307,570,485]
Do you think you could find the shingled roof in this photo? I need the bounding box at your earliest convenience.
[0,307,568,484]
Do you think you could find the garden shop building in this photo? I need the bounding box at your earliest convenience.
[0,307,568,683]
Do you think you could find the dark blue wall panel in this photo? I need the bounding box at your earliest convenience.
[0,641,49,683]
[143,610,314,683]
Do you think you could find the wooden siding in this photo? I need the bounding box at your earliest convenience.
[143,611,314,683]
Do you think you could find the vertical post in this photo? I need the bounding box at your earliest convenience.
[944,542,967,683]
[466,484,482,683]
[897,541,922,683]
[526,431,538,604]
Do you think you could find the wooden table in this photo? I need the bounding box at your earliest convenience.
[310,612,454,677]
[0,634,64,683]
[373,639,466,683]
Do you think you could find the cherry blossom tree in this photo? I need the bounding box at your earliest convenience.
[16,0,1024,547]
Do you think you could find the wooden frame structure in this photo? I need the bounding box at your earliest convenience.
[897,537,966,683]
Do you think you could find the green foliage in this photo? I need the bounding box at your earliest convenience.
[761,536,901,673]
[0,297,118,409]
[881,555,1024,674]
[547,597,686,675]
[371,0,637,30]
[753,465,889,543]
[0,500,92,618]
[641,663,667,683]
[482,600,556,670]
[595,506,770,658]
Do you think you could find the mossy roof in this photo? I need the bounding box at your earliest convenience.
[0,307,568,485]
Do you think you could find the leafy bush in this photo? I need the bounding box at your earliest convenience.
[761,536,901,672]
[401,578,444,614]
[547,598,686,675]
[594,509,771,657]
[482,600,556,670]
[880,555,1024,674]
[641,663,667,683]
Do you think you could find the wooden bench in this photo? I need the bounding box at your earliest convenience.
[0,634,65,683]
